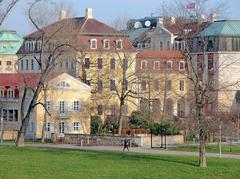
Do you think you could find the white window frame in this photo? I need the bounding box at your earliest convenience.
[37,41,42,51]
[59,101,67,114]
[141,60,148,70]
[179,80,185,91]
[58,81,70,88]
[90,39,97,49]
[116,39,123,49]
[179,61,185,71]
[103,39,110,49]
[73,101,81,112]
[73,122,81,132]
[46,101,53,112]
[154,61,160,70]
[7,88,14,98]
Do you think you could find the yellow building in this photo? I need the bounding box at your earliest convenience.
[136,50,190,120]
[17,8,137,124]
[0,73,91,140]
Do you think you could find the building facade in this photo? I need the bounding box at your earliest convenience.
[0,73,91,139]
[0,30,23,73]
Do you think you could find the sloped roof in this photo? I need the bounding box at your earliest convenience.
[199,20,240,37]
[0,30,23,41]
[136,50,184,59]
[126,28,150,42]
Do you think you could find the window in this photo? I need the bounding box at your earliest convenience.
[29,122,34,132]
[90,39,97,49]
[110,58,115,69]
[160,41,163,50]
[6,61,12,66]
[97,79,103,91]
[167,41,170,50]
[97,58,103,69]
[31,59,34,70]
[46,101,53,112]
[154,61,160,70]
[26,59,29,70]
[29,41,35,51]
[141,80,147,91]
[84,58,90,69]
[97,105,103,115]
[7,88,14,98]
[0,61,1,66]
[46,122,50,132]
[179,80,185,91]
[59,101,67,114]
[110,80,116,91]
[58,81,70,88]
[154,80,160,91]
[166,61,172,70]
[208,59,214,70]
[103,39,110,49]
[59,122,65,133]
[73,101,81,112]
[20,60,24,71]
[152,99,161,115]
[141,60,148,70]
[65,61,69,69]
[166,98,173,116]
[73,122,80,132]
[123,80,128,91]
[0,88,4,98]
[179,61,185,71]
[25,41,30,51]
[177,99,185,118]
[235,91,240,104]
[71,61,74,70]
[37,41,42,51]
[116,40,123,49]
[166,80,172,91]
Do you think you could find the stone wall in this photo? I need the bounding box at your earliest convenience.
[62,134,184,147]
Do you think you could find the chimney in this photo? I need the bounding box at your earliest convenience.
[210,13,217,22]
[156,17,164,27]
[85,8,93,19]
[60,10,66,20]
[170,16,176,24]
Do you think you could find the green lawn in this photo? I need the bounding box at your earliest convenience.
[0,147,239,179]
[166,144,240,155]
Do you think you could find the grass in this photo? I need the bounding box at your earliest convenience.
[166,144,240,155]
[0,146,240,179]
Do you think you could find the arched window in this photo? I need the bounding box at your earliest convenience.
[166,98,173,116]
[7,88,14,98]
[0,88,4,98]
[177,99,185,118]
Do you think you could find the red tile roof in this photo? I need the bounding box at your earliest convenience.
[0,72,61,88]
[136,50,184,59]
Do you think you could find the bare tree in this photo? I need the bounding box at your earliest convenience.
[0,0,20,26]
[16,0,73,146]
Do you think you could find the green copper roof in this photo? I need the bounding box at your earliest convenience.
[200,20,240,37]
[0,30,23,55]
[126,28,149,41]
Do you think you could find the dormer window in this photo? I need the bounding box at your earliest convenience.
[90,39,97,49]
[37,41,42,51]
[7,88,14,98]
[58,81,70,88]
[179,61,185,71]
[25,41,35,51]
[103,39,110,49]
[116,40,123,49]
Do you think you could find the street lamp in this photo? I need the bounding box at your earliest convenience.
[0,117,3,144]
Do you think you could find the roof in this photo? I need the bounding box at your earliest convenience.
[0,30,23,55]
[0,73,41,88]
[126,28,150,42]
[18,17,134,54]
[199,20,240,37]
[136,50,184,59]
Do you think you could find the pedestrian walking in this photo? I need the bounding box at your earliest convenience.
[123,137,130,151]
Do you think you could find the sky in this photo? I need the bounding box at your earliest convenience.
[2,0,240,36]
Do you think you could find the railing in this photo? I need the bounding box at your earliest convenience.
[0,98,19,102]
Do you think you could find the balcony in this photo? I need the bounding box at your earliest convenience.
[0,97,19,102]
[58,112,72,119]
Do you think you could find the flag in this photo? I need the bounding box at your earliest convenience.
[186,2,196,9]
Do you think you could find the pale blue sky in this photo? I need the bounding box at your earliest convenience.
[2,0,240,36]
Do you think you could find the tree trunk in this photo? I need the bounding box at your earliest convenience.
[197,104,207,167]
[199,128,207,167]
[16,120,28,147]
[118,102,124,136]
